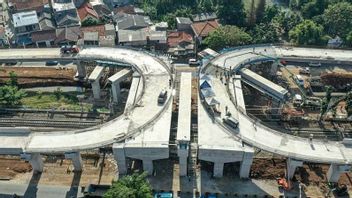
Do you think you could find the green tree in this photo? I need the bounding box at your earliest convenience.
[216,0,246,26]
[323,2,352,38]
[7,71,18,86]
[0,85,26,106]
[103,172,152,198]
[251,21,282,43]
[301,0,326,19]
[289,20,324,45]
[255,0,266,23]
[203,25,252,50]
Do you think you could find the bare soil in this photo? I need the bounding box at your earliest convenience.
[0,156,32,179]
[0,67,77,88]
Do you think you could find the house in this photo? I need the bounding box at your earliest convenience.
[12,11,40,36]
[52,0,80,27]
[176,17,192,31]
[192,12,217,22]
[191,20,219,43]
[118,29,147,46]
[147,30,167,51]
[114,14,151,31]
[77,3,99,26]
[8,0,48,13]
[91,3,112,20]
[55,26,81,45]
[31,29,56,47]
[38,6,55,30]
[167,31,194,57]
[153,22,168,31]
[113,5,144,15]
[0,26,7,46]
[328,36,343,48]
[80,24,116,46]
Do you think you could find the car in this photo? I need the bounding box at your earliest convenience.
[299,67,310,75]
[308,62,321,67]
[158,90,168,105]
[222,116,239,129]
[280,59,287,65]
[5,61,17,66]
[188,58,201,66]
[45,60,59,66]
[60,45,79,54]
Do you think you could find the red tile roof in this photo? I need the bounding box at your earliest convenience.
[31,30,56,42]
[113,5,135,15]
[191,20,219,37]
[167,31,193,47]
[9,0,48,12]
[80,24,106,37]
[77,2,99,21]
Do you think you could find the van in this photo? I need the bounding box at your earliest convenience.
[222,116,239,129]
[158,90,168,104]
[295,75,304,86]
[308,62,321,67]
[188,58,200,66]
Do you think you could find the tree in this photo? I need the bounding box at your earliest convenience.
[301,0,326,19]
[7,71,18,86]
[255,0,266,23]
[323,2,352,38]
[262,5,280,24]
[0,85,26,106]
[203,25,252,50]
[275,10,302,36]
[216,0,246,26]
[104,172,152,198]
[289,20,324,45]
[251,21,282,43]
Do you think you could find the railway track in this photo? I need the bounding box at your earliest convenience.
[0,118,101,128]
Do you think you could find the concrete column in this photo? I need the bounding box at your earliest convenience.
[20,153,44,173]
[213,162,224,177]
[91,80,101,99]
[239,152,254,178]
[75,61,86,78]
[327,164,351,183]
[286,158,303,180]
[64,152,83,171]
[111,82,121,103]
[178,148,188,176]
[112,143,127,175]
[270,61,278,76]
[143,160,154,175]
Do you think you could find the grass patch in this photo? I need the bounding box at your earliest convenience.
[21,91,93,111]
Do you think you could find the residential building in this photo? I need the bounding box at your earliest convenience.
[80,24,115,46]
[191,20,219,43]
[114,14,151,31]
[118,29,147,46]
[77,3,99,25]
[8,0,48,13]
[192,12,217,22]
[328,36,343,48]
[38,6,55,30]
[176,17,192,31]
[148,30,167,51]
[167,31,194,57]
[0,26,7,46]
[12,11,40,36]
[55,26,81,45]
[91,2,112,20]
[52,0,80,27]
[153,22,168,31]
[31,29,56,47]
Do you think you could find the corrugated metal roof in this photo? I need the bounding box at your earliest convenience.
[13,11,39,28]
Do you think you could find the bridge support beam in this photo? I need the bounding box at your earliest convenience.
[112,143,127,175]
[65,152,83,171]
[20,153,44,173]
[143,160,154,175]
[178,143,188,176]
[286,158,303,180]
[327,164,351,183]
[75,61,86,79]
[213,162,224,177]
[239,152,254,178]
[91,80,101,100]
[111,82,121,103]
[108,69,132,103]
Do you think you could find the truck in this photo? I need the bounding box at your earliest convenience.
[158,90,168,105]
[60,45,79,54]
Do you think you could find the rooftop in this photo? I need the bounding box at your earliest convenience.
[191,20,219,37]
[12,11,39,28]
[77,2,99,21]
[118,29,147,43]
[80,24,106,37]
[176,17,192,24]
[167,31,193,47]
[9,0,48,12]
[114,14,151,30]
[192,12,217,22]
[31,29,56,42]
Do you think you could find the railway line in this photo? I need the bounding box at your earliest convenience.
[0,118,101,128]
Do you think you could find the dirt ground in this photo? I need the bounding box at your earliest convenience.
[0,67,77,87]
[0,154,116,187]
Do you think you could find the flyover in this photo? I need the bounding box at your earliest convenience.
[200,45,352,182]
[0,47,174,173]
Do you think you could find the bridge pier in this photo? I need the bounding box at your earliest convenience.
[327,164,351,183]
[178,143,188,176]
[286,158,303,180]
[64,152,83,171]
[91,81,101,100]
[143,159,154,175]
[20,153,44,173]
[108,69,132,103]
[88,66,105,100]
[213,162,224,177]
[75,61,86,79]
[112,143,127,175]
[239,152,254,178]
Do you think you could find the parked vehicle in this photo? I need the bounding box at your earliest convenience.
[299,67,310,75]
[83,184,110,198]
[280,59,287,65]
[222,116,239,129]
[60,45,79,54]
[45,60,59,66]
[189,58,201,66]
[158,90,168,105]
[308,62,321,67]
